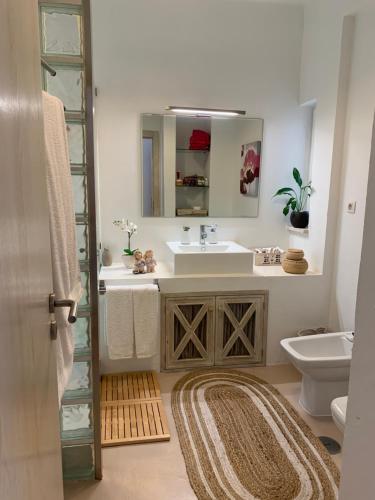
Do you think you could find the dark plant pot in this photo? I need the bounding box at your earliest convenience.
[290,211,309,229]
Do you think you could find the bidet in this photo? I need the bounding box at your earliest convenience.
[281,332,352,416]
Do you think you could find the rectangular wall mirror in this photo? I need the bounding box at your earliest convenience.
[141,114,263,218]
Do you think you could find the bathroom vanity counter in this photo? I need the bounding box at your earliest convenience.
[253,266,320,278]
[99,261,174,285]
[99,262,325,367]
[99,261,321,284]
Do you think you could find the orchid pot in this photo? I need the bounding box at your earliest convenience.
[113,218,138,269]
[121,254,134,269]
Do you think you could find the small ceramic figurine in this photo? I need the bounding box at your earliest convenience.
[133,250,146,274]
[144,249,157,273]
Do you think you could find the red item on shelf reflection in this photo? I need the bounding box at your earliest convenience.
[189,129,210,150]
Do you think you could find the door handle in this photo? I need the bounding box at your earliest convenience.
[49,293,78,324]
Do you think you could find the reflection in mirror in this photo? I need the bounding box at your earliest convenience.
[142,116,161,216]
[141,114,263,218]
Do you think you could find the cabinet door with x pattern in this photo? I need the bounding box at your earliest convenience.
[215,295,265,366]
[165,296,215,369]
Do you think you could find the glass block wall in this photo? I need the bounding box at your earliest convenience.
[39,0,101,480]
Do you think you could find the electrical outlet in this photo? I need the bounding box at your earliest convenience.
[347,201,356,214]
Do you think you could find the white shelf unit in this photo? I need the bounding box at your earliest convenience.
[175,117,211,216]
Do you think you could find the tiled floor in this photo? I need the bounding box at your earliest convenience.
[64,365,343,500]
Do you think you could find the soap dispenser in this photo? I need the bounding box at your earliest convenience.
[207,224,218,244]
[181,225,191,245]
[102,247,113,266]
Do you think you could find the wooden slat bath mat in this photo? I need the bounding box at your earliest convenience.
[100,371,170,446]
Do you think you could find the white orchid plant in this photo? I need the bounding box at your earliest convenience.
[113,219,138,256]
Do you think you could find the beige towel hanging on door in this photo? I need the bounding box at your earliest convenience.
[42,91,82,404]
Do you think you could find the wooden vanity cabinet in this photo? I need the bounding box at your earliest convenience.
[164,296,215,370]
[161,291,268,370]
[215,294,265,366]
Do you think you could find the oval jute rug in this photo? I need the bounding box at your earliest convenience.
[172,369,340,500]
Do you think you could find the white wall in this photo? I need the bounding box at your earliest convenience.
[91,0,309,262]
[300,0,375,331]
[340,115,375,500]
[298,10,375,493]
[329,9,375,330]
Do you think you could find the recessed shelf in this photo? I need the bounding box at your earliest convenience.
[287,226,309,235]
[176,214,209,217]
[176,185,209,188]
[176,209,209,216]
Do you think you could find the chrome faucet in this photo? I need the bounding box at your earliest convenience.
[200,224,218,246]
[200,225,208,246]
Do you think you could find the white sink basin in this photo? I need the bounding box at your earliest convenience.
[166,241,253,275]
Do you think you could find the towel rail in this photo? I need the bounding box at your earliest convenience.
[99,279,160,295]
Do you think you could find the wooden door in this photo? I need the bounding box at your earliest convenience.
[215,294,267,366]
[165,296,215,369]
[0,1,64,499]
[143,130,161,216]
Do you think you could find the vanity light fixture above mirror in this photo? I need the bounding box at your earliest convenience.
[166,106,246,117]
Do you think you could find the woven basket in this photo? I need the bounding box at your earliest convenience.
[282,258,308,274]
[286,248,305,261]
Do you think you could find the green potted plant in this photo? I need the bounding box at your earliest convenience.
[113,218,138,268]
[273,168,312,228]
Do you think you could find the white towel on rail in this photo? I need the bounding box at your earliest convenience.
[43,91,82,404]
[106,285,134,359]
[133,284,159,358]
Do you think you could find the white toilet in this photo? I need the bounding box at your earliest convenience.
[281,332,353,416]
[331,396,348,433]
